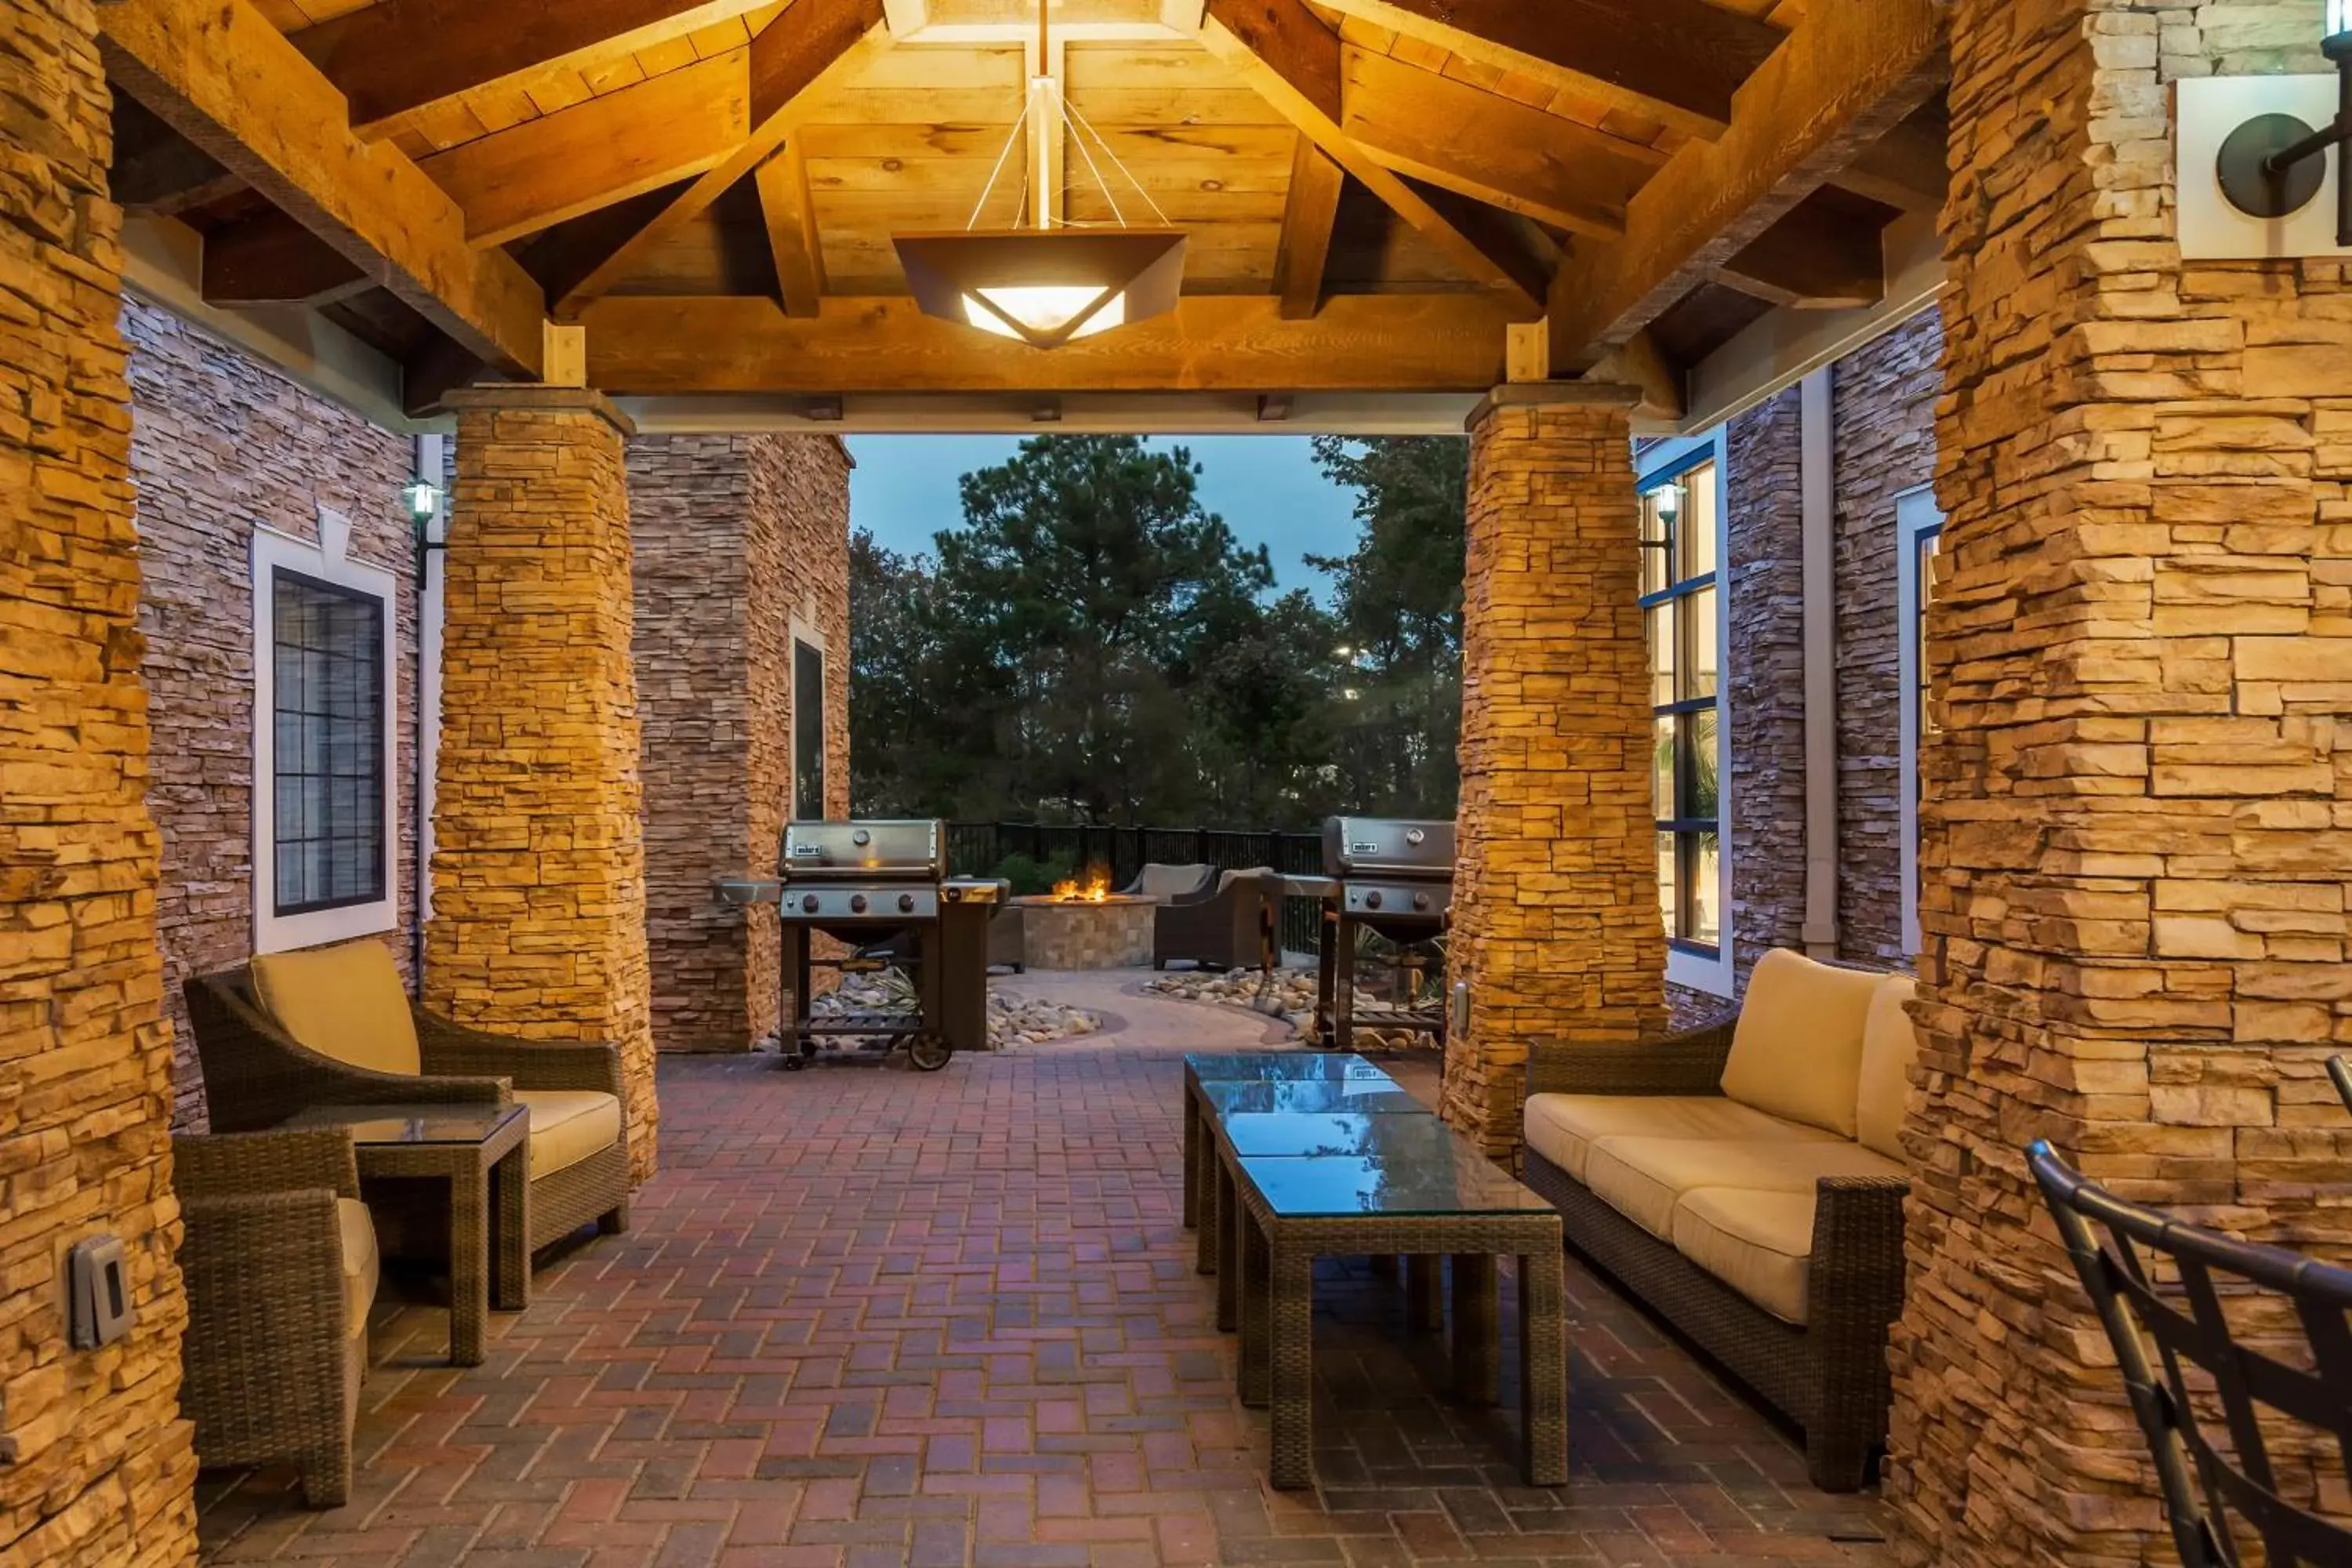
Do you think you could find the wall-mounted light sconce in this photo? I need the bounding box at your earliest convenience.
[406,480,441,524]
[2181,11,2352,259]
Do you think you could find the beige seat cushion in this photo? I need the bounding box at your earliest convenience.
[516,1089,622,1177]
[335,1196,379,1341]
[251,942,421,1077]
[1584,1134,1907,1240]
[1719,949,1883,1138]
[1856,976,1921,1161]
[1133,864,1210,900]
[1673,1188,1816,1326]
[1523,1094,1841,1185]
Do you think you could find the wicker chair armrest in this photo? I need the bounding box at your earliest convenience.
[413,1011,624,1097]
[1525,1019,1737,1098]
[180,1189,347,1300]
[172,1128,361,1201]
[1807,1174,1912,1335]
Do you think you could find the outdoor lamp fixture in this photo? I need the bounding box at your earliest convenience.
[891,2,1185,347]
[2213,2,2352,242]
[405,479,441,524]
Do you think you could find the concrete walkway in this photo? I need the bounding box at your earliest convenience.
[197,968,1893,1566]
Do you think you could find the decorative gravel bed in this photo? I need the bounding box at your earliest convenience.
[1145,965,1433,1047]
[812,970,1102,1050]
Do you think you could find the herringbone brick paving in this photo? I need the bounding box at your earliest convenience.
[196,988,1896,1565]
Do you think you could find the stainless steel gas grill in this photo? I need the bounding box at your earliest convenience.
[768,818,999,1071]
[1313,815,1455,1054]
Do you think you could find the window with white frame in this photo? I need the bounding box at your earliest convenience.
[1638,437,1732,994]
[252,513,399,953]
[1895,488,1944,957]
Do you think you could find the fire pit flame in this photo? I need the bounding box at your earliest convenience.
[1049,868,1112,903]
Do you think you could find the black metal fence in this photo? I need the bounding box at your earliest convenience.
[946,822,1328,956]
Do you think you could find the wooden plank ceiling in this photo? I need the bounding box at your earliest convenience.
[101,0,1950,416]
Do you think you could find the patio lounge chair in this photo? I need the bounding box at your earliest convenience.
[1519,950,1916,1490]
[1121,862,1215,902]
[175,1126,379,1508]
[1153,867,1279,971]
[185,942,630,1252]
[2031,1140,2352,1566]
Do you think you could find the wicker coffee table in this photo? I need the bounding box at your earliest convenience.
[1181,1053,1387,1225]
[1213,1119,1566,1491]
[281,1102,529,1367]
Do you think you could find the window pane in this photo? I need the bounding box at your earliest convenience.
[1690,830,1722,946]
[1648,605,1675,707]
[793,640,826,820]
[1657,832,1678,938]
[1688,706,1719,819]
[1684,586,1719,701]
[1682,462,1719,579]
[1653,717,1675,821]
[271,568,384,916]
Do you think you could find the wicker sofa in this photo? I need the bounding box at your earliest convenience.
[1153,867,1279,971]
[1520,950,1918,1491]
[185,941,631,1252]
[175,1126,379,1507]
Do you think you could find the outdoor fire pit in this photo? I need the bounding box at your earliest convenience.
[1012,872,1156,969]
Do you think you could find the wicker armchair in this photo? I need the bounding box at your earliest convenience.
[1121,862,1215,902]
[1520,981,1912,1494]
[1153,868,1279,972]
[175,1127,377,1508]
[186,965,630,1250]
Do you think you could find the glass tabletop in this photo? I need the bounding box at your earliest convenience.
[1185,1052,1390,1083]
[1197,1080,1427,1116]
[1218,1110,1462,1160]
[1240,1146,1555,1218]
[279,1102,526,1145]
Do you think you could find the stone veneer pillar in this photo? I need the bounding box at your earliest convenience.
[1886,2,2352,1562]
[427,389,657,1181]
[0,0,198,1558]
[1445,392,1668,1155]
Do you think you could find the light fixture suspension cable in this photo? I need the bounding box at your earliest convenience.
[1063,96,1172,227]
[966,94,1034,230]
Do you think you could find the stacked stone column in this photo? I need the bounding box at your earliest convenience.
[427,390,658,1181]
[1886,2,2352,1562]
[1444,394,1668,1155]
[0,0,198,1559]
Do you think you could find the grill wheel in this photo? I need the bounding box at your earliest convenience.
[906,1034,952,1073]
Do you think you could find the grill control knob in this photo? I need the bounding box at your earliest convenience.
[1364,890,1383,910]
[1413,891,1431,911]
[898,893,916,913]
[852,829,872,846]
[850,894,869,914]
[800,894,819,913]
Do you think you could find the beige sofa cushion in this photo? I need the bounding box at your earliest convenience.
[1856,976,1921,1161]
[335,1196,379,1341]
[252,941,421,1077]
[1719,949,1882,1138]
[1132,863,1210,900]
[1584,1134,1907,1240]
[1672,1188,1816,1326]
[1523,1094,1841,1185]
[516,1089,622,1176]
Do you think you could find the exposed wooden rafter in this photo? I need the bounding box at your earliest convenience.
[1715,191,1891,310]
[419,51,752,248]
[556,0,890,318]
[100,0,546,378]
[755,142,827,317]
[1196,0,1542,316]
[1272,134,1342,319]
[1828,105,1950,215]
[201,209,369,305]
[292,0,774,136]
[1312,0,1787,142]
[1548,0,1947,372]
[111,89,243,215]
[580,292,1522,394]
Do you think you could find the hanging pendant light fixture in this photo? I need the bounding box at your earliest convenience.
[893,1,1185,348]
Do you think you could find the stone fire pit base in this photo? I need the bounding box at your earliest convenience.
[1014,895,1156,970]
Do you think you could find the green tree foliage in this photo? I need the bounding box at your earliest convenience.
[848,434,1466,828]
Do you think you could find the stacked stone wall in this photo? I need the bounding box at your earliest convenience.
[0,0,198,1557]
[1886,2,2352,1562]
[125,297,420,1130]
[1446,397,1668,1153]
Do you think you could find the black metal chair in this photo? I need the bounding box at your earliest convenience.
[2027,1140,2352,1567]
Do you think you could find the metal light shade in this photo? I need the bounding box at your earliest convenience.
[894,229,1187,349]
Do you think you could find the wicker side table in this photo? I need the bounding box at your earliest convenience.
[281,1102,529,1367]
[1213,1127,1566,1491]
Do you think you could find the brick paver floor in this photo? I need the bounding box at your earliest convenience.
[196,977,1897,1565]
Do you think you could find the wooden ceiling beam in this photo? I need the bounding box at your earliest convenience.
[111,89,243,215]
[579,292,1521,394]
[1714,194,1889,310]
[1312,0,1785,142]
[1828,105,1950,215]
[419,51,750,247]
[202,209,372,305]
[292,0,772,137]
[1340,49,1653,242]
[100,0,546,378]
[1197,0,1540,317]
[557,0,888,318]
[755,142,827,317]
[1272,135,1343,319]
[1547,0,1947,372]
